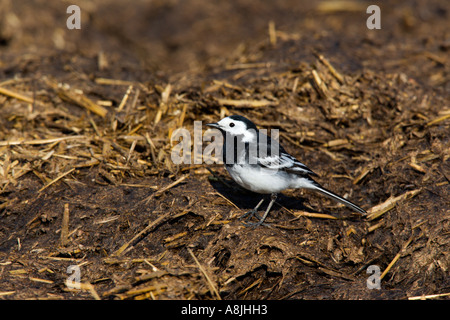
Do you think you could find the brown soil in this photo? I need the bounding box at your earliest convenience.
[0,0,448,300]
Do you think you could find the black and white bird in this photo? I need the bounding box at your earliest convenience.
[207,115,366,226]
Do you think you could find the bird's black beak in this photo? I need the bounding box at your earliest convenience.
[206,123,220,129]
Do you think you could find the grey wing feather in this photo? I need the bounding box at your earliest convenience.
[255,131,318,177]
[257,152,318,177]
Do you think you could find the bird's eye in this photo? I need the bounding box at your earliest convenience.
[229,123,235,127]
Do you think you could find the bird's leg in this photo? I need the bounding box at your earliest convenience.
[239,198,265,221]
[243,193,277,227]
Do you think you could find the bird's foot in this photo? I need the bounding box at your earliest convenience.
[238,209,260,221]
[241,219,270,228]
[239,210,269,227]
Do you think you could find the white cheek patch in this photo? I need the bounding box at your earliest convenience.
[241,128,257,142]
[241,131,254,142]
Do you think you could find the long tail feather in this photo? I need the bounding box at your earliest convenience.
[312,185,366,214]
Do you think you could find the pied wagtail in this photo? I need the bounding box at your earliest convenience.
[207,115,366,226]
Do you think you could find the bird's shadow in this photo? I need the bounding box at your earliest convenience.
[208,174,317,215]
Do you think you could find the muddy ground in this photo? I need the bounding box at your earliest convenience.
[0,0,449,300]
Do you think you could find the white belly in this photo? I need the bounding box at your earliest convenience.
[226,165,290,194]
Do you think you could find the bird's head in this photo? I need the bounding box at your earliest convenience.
[206,115,258,141]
